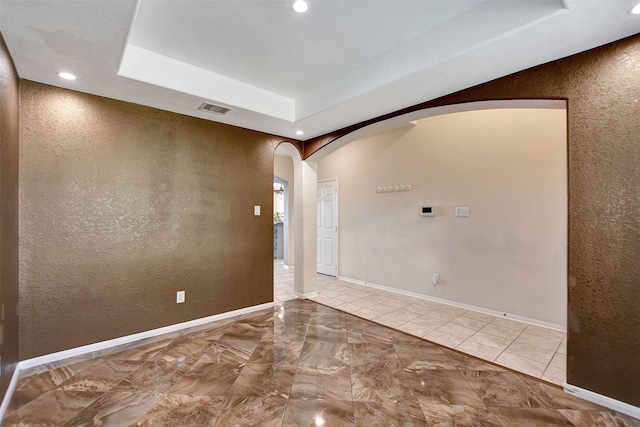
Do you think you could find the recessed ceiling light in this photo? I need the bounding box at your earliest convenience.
[630,2,640,14]
[291,0,309,13]
[58,72,76,80]
[296,130,304,135]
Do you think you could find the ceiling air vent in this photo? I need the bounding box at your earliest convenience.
[197,102,231,115]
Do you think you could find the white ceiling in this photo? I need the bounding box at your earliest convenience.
[1,0,639,140]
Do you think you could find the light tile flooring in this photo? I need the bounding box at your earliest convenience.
[274,260,566,385]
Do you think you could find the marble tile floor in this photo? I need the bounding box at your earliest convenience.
[5,299,639,426]
[274,261,567,385]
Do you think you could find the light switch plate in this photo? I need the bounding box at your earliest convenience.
[455,207,470,217]
[176,291,185,304]
[254,205,261,216]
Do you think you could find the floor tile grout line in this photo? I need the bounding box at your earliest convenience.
[10,297,629,425]
[492,327,530,372]
[275,261,566,385]
[389,328,438,424]
[539,334,566,380]
[493,332,564,379]
[279,304,308,427]
[346,324,357,427]
[311,299,528,386]
[316,296,562,382]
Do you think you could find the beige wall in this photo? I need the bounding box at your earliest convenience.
[18,81,293,359]
[274,154,295,266]
[318,108,567,326]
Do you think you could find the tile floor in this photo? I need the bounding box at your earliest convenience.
[273,262,297,304]
[5,298,639,426]
[275,261,567,385]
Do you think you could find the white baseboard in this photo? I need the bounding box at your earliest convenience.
[0,365,21,422]
[19,301,274,370]
[564,382,640,420]
[294,291,319,299]
[337,276,565,332]
[0,301,275,423]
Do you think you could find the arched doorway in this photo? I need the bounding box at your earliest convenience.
[273,146,295,302]
[272,142,319,302]
[302,100,568,384]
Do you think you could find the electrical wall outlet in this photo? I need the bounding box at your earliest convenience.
[432,273,439,285]
[176,290,185,304]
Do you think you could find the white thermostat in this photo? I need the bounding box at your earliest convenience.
[420,206,435,217]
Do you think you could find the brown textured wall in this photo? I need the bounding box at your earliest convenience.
[306,34,640,406]
[0,32,20,398]
[19,81,299,359]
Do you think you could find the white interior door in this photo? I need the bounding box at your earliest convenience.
[317,180,338,276]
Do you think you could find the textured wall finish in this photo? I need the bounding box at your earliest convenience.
[0,31,20,399]
[19,81,296,359]
[306,34,640,407]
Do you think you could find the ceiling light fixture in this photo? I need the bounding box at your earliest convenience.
[296,130,304,135]
[291,0,309,13]
[630,2,640,14]
[58,72,76,80]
